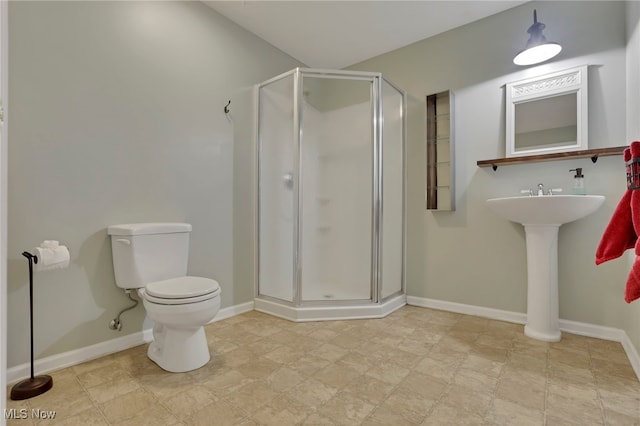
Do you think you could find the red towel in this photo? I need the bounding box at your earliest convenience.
[628,189,640,302]
[595,190,635,264]
[595,142,640,303]
[626,256,640,303]
[628,143,640,302]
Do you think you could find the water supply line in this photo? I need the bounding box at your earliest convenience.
[109,290,138,331]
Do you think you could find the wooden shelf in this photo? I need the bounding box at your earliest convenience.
[477,146,627,170]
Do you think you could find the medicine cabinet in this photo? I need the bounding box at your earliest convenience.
[426,90,454,211]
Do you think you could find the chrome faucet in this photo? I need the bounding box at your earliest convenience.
[520,183,562,196]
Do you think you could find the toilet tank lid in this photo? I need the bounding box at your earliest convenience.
[107,223,192,236]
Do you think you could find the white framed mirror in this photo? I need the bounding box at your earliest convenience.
[506,65,588,158]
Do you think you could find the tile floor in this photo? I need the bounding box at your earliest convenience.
[6,306,640,425]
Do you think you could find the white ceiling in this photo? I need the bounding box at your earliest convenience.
[205,1,528,69]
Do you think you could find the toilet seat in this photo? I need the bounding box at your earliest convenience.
[143,277,220,305]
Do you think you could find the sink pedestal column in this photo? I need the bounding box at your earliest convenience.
[523,224,561,342]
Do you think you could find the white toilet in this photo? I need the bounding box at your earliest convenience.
[107,222,221,373]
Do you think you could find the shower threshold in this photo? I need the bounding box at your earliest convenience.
[253,293,406,322]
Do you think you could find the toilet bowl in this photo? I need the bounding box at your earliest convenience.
[141,277,220,372]
[107,223,221,373]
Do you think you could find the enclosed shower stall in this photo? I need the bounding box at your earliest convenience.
[255,68,405,321]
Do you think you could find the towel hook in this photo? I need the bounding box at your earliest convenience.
[224,100,231,114]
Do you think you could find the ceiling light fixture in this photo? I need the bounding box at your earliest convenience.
[513,9,562,66]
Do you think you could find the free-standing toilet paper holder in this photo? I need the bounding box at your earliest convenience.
[10,251,53,400]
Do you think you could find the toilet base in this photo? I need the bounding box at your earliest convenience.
[147,323,210,373]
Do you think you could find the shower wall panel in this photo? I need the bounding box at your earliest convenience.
[301,98,373,301]
[258,76,295,302]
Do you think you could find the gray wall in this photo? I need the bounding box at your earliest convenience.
[7,1,301,367]
[350,1,640,353]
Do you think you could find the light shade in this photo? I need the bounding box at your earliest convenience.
[513,10,562,66]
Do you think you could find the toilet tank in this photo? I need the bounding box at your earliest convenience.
[107,223,192,289]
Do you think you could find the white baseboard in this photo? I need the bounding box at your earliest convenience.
[7,329,154,385]
[406,296,640,381]
[621,332,640,381]
[208,301,254,324]
[7,301,255,385]
[558,318,626,340]
[406,296,528,325]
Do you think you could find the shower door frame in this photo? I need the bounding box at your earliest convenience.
[255,67,406,312]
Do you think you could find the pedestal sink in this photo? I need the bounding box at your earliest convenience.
[486,195,605,342]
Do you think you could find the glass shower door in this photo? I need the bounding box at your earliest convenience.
[258,74,295,302]
[380,78,404,299]
[299,76,374,302]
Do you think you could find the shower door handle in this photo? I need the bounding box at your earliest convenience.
[283,172,294,190]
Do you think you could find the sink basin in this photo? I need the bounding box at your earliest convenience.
[486,195,605,226]
[486,194,605,342]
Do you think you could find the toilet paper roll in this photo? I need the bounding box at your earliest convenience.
[32,241,70,272]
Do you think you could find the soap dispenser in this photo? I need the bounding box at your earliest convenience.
[570,168,586,195]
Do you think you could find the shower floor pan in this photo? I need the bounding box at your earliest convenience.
[253,293,406,322]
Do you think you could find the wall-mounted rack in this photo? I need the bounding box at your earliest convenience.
[477,146,627,170]
[426,90,455,210]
